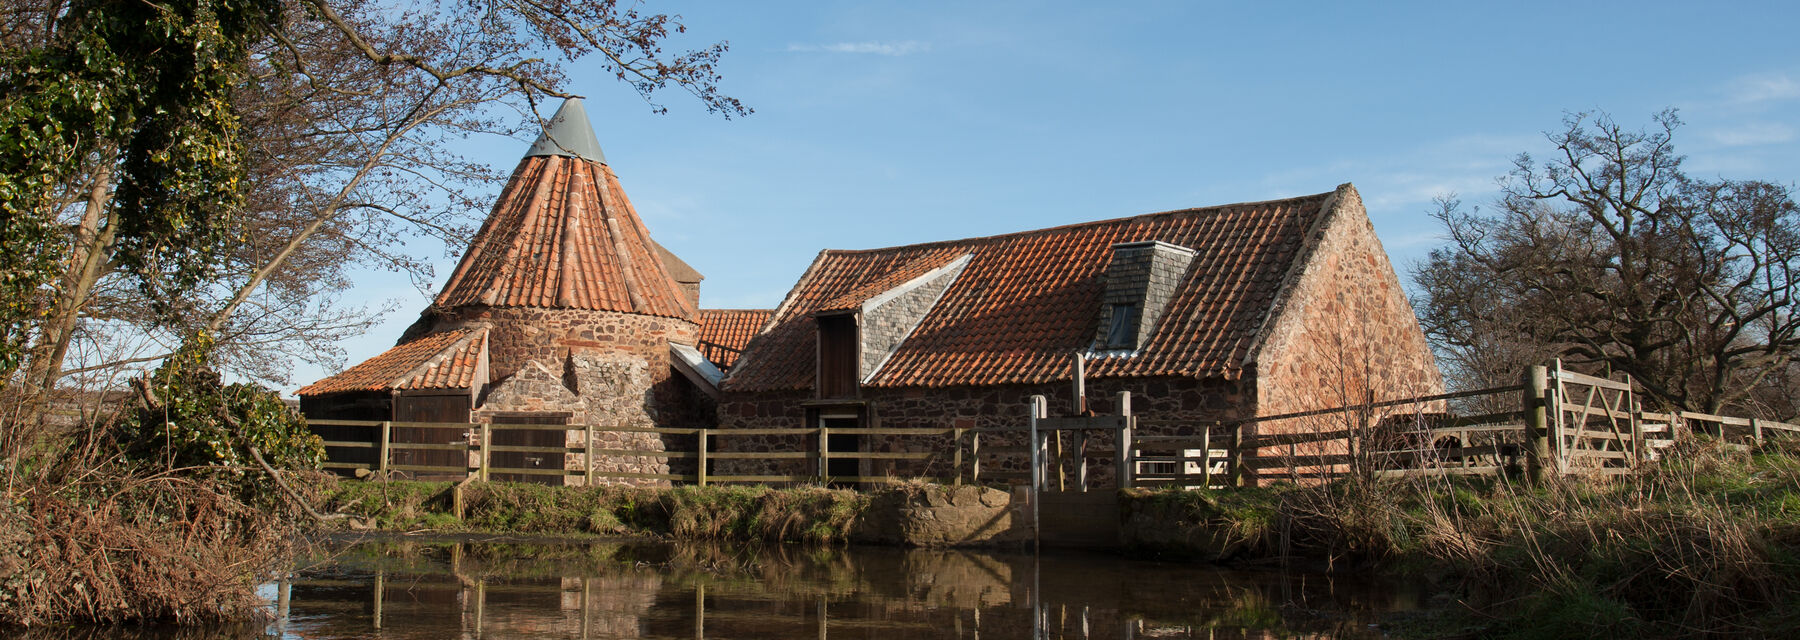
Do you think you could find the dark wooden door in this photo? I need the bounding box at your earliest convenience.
[487,412,571,484]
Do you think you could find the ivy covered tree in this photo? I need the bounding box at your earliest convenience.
[0,0,747,457]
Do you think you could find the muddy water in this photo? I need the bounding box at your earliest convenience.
[49,538,1419,639]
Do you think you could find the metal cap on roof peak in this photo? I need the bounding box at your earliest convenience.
[524,98,607,163]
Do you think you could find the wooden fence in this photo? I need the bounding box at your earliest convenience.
[1114,362,1800,488]
[311,363,1800,490]
[308,420,975,486]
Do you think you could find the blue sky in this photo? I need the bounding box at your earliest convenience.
[287,0,1800,393]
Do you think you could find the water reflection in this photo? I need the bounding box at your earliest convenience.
[23,539,1413,639]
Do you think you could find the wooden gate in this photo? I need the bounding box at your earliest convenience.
[1548,360,1643,475]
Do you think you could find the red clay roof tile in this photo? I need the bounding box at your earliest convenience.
[697,309,774,370]
[433,154,697,320]
[297,329,486,396]
[723,190,1338,391]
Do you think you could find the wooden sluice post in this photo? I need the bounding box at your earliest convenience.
[1116,391,1134,489]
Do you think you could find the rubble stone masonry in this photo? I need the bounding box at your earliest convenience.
[714,375,1250,483]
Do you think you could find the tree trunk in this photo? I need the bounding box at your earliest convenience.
[26,162,117,398]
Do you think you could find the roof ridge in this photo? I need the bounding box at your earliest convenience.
[820,189,1339,256]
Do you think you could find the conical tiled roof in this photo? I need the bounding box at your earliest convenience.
[434,99,697,320]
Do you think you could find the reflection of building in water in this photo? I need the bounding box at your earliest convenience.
[280,541,1401,639]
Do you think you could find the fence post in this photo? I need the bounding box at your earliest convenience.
[1524,365,1550,483]
[478,421,491,482]
[1751,418,1764,445]
[1074,430,1088,492]
[1231,423,1245,487]
[698,429,709,487]
[1201,426,1212,489]
[1036,395,1051,488]
[1116,391,1134,490]
[970,431,982,484]
[817,424,830,483]
[377,421,392,475]
[953,428,964,486]
[586,423,596,486]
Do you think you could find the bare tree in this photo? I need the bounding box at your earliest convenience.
[11,0,751,399]
[1413,110,1800,414]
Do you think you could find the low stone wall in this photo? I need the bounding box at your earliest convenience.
[851,484,1030,547]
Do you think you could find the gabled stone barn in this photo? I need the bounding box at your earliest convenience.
[717,184,1443,483]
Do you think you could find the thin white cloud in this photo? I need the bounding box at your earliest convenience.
[1703,122,1796,148]
[787,41,930,56]
[1722,72,1800,106]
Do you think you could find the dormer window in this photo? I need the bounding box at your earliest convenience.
[1093,241,1196,352]
[1105,304,1139,349]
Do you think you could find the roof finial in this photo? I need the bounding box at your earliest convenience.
[525,98,607,163]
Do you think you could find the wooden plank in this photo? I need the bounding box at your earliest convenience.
[1240,428,1359,448]
[828,428,957,436]
[384,421,480,430]
[834,476,958,485]
[321,462,372,470]
[487,466,583,477]
[704,451,812,460]
[1565,428,1636,441]
[1242,454,1354,469]
[1036,416,1129,430]
[388,464,474,473]
[386,442,474,452]
[307,419,388,428]
[589,426,703,435]
[1375,466,1503,478]
[1639,411,1675,421]
[590,471,699,482]
[486,423,575,432]
[320,440,377,449]
[487,444,581,454]
[590,449,700,459]
[826,451,933,461]
[1550,369,1633,391]
[1557,402,1634,420]
[1438,411,1525,428]
[704,475,819,483]
[1758,420,1800,433]
[1679,411,1752,426]
[1567,449,1632,460]
[709,428,817,436]
[1411,424,1526,437]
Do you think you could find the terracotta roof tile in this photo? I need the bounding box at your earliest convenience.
[297,329,485,396]
[723,190,1338,391]
[433,154,697,320]
[817,252,959,312]
[697,309,773,370]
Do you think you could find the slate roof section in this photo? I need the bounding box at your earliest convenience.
[433,152,698,320]
[697,309,774,370]
[723,188,1343,391]
[297,329,486,395]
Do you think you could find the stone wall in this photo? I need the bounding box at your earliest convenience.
[410,306,706,485]
[1247,186,1444,480]
[713,375,1249,484]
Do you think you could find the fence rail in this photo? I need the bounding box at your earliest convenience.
[311,364,1800,490]
[308,420,972,486]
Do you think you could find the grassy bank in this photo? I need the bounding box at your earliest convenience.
[324,481,872,544]
[1122,437,1800,638]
